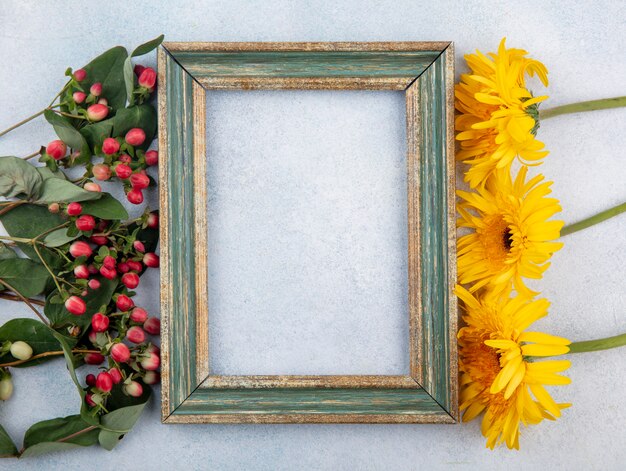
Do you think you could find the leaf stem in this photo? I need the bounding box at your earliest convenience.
[0,279,49,325]
[561,201,626,237]
[569,332,626,354]
[540,96,626,120]
[32,242,63,295]
[0,349,100,368]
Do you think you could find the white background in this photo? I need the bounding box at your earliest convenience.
[0,1,625,469]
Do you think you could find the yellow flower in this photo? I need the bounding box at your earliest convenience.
[457,166,563,298]
[455,38,549,188]
[457,286,571,449]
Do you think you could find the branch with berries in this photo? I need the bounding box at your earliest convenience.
[0,35,164,458]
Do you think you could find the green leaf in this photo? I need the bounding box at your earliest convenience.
[112,105,157,150]
[0,204,65,269]
[80,120,115,150]
[0,242,17,260]
[124,35,164,105]
[43,110,91,160]
[0,156,43,199]
[36,178,101,204]
[43,227,79,248]
[82,46,128,111]
[21,415,99,457]
[45,277,118,328]
[80,193,128,220]
[129,211,159,253]
[98,390,150,450]
[0,258,50,298]
[0,318,71,367]
[0,423,17,458]
[36,166,67,181]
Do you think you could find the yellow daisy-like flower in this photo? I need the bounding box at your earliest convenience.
[457,286,571,449]
[455,38,549,188]
[457,165,563,298]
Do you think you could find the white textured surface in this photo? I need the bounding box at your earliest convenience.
[0,1,625,469]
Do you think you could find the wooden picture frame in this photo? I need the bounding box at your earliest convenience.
[158,42,457,424]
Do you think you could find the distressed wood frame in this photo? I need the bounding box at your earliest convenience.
[158,42,457,424]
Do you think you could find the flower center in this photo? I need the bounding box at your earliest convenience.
[479,215,513,268]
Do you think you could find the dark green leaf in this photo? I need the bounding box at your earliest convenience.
[21,415,99,457]
[45,277,118,328]
[82,46,128,111]
[80,193,128,219]
[0,242,17,260]
[124,35,164,105]
[98,390,150,450]
[43,110,91,159]
[43,227,79,248]
[0,318,71,367]
[112,105,157,150]
[0,258,50,298]
[36,178,101,204]
[0,156,43,199]
[129,212,159,253]
[0,423,17,458]
[80,120,115,150]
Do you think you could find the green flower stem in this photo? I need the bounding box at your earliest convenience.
[569,332,626,354]
[0,109,46,139]
[22,149,41,160]
[0,349,99,368]
[540,96,626,120]
[561,201,626,237]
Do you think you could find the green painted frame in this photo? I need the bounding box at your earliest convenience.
[158,42,457,424]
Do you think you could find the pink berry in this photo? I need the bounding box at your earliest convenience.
[115,163,132,179]
[88,279,101,290]
[65,296,86,316]
[75,214,96,231]
[122,272,140,289]
[87,264,98,275]
[130,307,148,323]
[110,343,131,363]
[127,188,144,205]
[143,371,160,385]
[74,69,87,81]
[146,344,160,355]
[84,352,105,365]
[108,367,123,384]
[46,140,67,160]
[87,330,98,345]
[143,253,160,268]
[69,241,92,258]
[117,261,130,273]
[92,163,112,181]
[143,317,160,335]
[66,202,82,216]
[102,138,120,155]
[138,67,157,90]
[73,91,86,104]
[103,255,116,269]
[91,313,109,333]
[140,352,160,371]
[86,374,96,386]
[125,128,146,146]
[95,371,113,393]
[127,260,143,272]
[123,380,143,397]
[90,82,102,97]
[147,212,159,229]
[48,202,60,213]
[126,326,146,344]
[99,266,117,280]
[130,172,150,190]
[133,240,145,253]
[97,98,108,106]
[116,295,134,312]
[84,182,102,192]
[144,150,158,166]
[74,264,90,279]
[86,103,109,122]
[118,153,132,164]
[90,235,108,246]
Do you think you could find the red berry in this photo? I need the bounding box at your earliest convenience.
[87,264,98,274]
[99,266,117,280]
[143,371,160,385]
[86,374,96,386]
[144,150,158,166]
[66,202,82,216]
[74,69,87,81]
[115,163,132,179]
[108,367,123,384]
[73,91,86,104]
[88,279,101,290]
[91,313,109,333]
[110,343,131,363]
[127,326,146,344]
[117,261,130,273]
[143,317,160,335]
[90,235,108,246]
[123,380,143,397]
[138,67,157,90]
[127,260,143,272]
[102,137,120,155]
[134,64,146,77]
[86,103,109,122]
[122,272,140,289]
[75,215,96,232]
[125,128,146,146]
[118,153,132,164]
[85,393,97,407]
[69,241,92,258]
[90,82,102,97]
[147,212,159,229]
[84,352,105,365]
[143,253,160,268]
[130,307,148,323]
[133,240,145,253]
[103,255,116,269]
[74,264,90,279]
[140,352,160,371]
[46,140,67,160]
[130,172,150,190]
[95,371,113,393]
[65,296,86,316]
[127,189,144,205]
[116,295,134,312]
